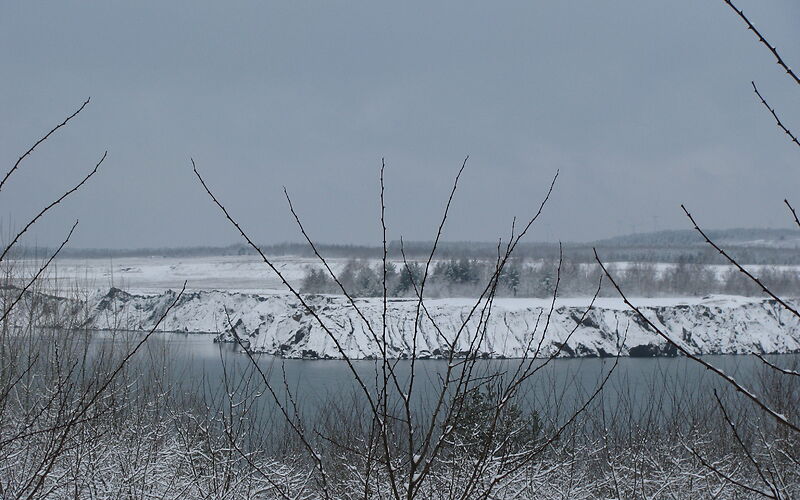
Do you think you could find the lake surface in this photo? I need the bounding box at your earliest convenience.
[88,331,797,427]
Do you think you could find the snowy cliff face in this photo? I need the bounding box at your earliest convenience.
[82,288,800,359]
[2,287,88,330]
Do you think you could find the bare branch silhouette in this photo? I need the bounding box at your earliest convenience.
[712,389,780,498]
[751,82,800,149]
[682,204,800,319]
[595,248,800,434]
[0,220,79,325]
[1,98,91,194]
[720,0,799,86]
[0,151,106,263]
[191,159,379,413]
[784,199,800,229]
[754,353,800,378]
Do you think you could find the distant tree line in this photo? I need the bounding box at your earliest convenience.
[301,257,800,298]
[22,228,800,266]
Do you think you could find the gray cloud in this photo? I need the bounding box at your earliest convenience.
[1,0,798,248]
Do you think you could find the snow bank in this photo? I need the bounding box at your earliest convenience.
[83,288,800,359]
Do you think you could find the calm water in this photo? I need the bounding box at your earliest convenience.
[89,331,796,423]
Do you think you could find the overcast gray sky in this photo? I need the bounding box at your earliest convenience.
[1,1,799,249]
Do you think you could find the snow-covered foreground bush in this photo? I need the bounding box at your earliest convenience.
[0,324,797,499]
[2,394,797,498]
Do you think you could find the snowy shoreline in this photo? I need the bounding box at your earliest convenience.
[78,288,800,360]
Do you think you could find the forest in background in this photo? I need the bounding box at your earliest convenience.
[300,256,800,298]
[16,227,800,265]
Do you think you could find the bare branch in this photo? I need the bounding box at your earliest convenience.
[751,82,800,149]
[594,248,800,434]
[712,389,780,498]
[0,220,79,325]
[685,443,775,498]
[0,151,106,263]
[720,0,800,86]
[682,204,800,319]
[784,199,800,229]
[1,98,91,194]
[753,352,800,377]
[191,159,378,413]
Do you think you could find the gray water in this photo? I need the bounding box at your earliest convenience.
[92,331,796,425]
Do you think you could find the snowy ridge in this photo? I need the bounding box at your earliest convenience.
[82,288,800,359]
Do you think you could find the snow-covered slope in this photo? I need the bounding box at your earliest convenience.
[82,288,800,359]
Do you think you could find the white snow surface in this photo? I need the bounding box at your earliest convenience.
[15,256,798,359]
[42,255,800,294]
[83,288,800,359]
[45,255,326,294]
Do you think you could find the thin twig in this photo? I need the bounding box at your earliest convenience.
[682,204,800,319]
[595,248,800,434]
[0,151,106,263]
[720,0,799,86]
[753,353,800,377]
[751,82,800,149]
[712,389,780,499]
[784,199,800,229]
[191,159,378,412]
[0,220,79,325]
[1,98,91,194]
[685,443,774,498]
